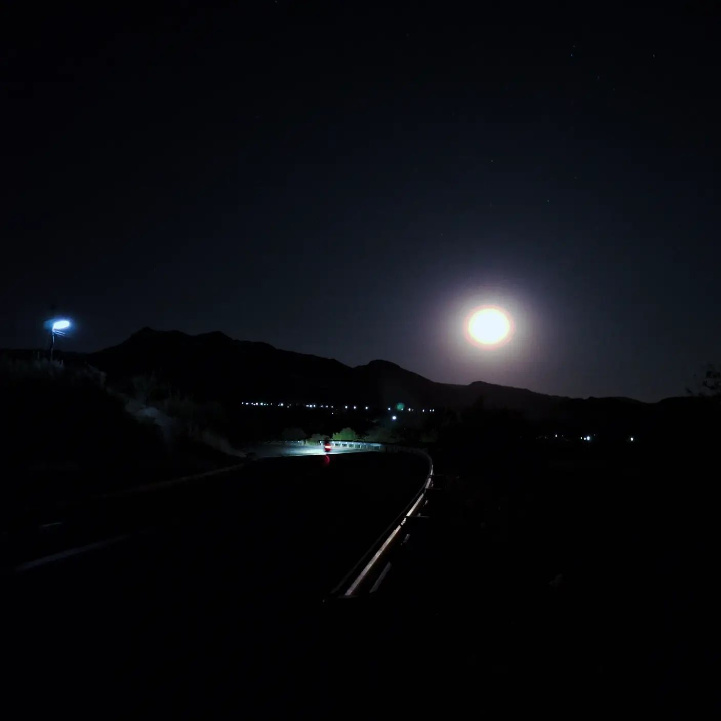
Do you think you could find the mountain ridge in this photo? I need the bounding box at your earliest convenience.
[85,328,649,420]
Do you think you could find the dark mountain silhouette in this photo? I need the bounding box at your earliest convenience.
[90,326,352,402]
[4,328,711,436]
[85,327,573,418]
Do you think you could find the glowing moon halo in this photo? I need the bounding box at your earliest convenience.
[466,306,513,347]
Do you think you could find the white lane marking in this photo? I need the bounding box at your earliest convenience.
[104,462,247,499]
[14,532,136,573]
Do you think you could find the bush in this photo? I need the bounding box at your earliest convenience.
[332,427,359,442]
[0,356,166,471]
[364,425,400,443]
[281,427,307,441]
[159,394,226,436]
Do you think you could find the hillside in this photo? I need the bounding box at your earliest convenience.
[87,328,570,418]
[15,328,706,436]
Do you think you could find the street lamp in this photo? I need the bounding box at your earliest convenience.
[46,318,72,361]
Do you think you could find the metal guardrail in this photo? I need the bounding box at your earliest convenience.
[269,439,430,455]
[264,440,383,451]
[327,449,433,599]
[329,441,383,451]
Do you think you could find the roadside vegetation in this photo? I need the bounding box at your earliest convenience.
[1,356,165,472]
[0,356,239,531]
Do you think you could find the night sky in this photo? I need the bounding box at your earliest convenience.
[2,3,719,401]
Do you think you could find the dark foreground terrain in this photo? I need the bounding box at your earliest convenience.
[3,452,429,718]
[3,443,718,718]
[365,443,719,717]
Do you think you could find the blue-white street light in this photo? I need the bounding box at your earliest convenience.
[52,319,71,332]
[46,318,72,360]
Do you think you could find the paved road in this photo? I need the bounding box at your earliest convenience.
[3,452,428,718]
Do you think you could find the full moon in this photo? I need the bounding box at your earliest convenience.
[467,306,513,346]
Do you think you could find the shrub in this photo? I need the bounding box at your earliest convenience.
[332,427,359,441]
[0,356,165,471]
[281,427,307,441]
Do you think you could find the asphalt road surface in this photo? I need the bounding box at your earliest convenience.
[3,452,429,718]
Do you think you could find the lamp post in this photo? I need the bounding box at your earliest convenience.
[47,319,71,361]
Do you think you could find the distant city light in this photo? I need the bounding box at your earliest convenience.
[391,415,397,421]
